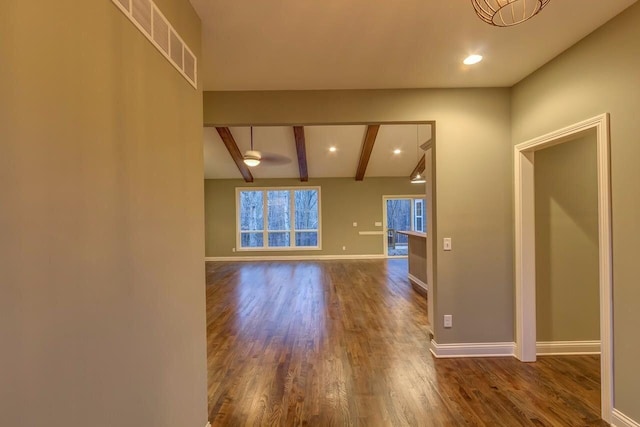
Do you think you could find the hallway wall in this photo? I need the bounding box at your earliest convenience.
[512,2,640,419]
[0,1,208,426]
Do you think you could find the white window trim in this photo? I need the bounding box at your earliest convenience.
[235,186,322,252]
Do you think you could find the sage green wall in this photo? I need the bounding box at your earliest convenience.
[512,2,640,419]
[205,178,424,257]
[0,2,207,426]
[535,134,599,342]
[204,88,513,345]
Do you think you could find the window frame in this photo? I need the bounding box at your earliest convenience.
[235,186,322,251]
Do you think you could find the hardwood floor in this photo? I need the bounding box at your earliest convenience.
[206,259,605,426]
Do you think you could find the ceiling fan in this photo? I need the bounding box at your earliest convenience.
[243,127,292,167]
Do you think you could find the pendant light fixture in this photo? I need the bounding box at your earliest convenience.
[471,0,551,27]
[411,124,427,184]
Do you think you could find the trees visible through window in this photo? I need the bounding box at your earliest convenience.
[237,187,320,250]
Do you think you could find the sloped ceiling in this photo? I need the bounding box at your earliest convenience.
[204,124,432,180]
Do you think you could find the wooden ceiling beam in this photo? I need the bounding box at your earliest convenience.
[355,125,380,181]
[293,126,308,182]
[215,127,254,183]
[410,154,426,179]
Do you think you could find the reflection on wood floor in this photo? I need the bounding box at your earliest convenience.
[206,259,604,426]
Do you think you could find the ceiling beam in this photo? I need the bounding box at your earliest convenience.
[410,154,426,179]
[293,126,308,182]
[215,127,254,183]
[355,125,380,181]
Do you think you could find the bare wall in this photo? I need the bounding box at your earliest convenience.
[204,88,514,344]
[511,2,640,419]
[0,1,207,426]
[535,134,599,342]
[205,177,424,257]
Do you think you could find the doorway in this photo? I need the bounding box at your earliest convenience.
[514,114,613,422]
[383,195,426,257]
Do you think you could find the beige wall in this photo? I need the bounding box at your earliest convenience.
[512,2,640,419]
[205,177,424,257]
[0,1,207,426]
[204,88,514,344]
[534,134,599,342]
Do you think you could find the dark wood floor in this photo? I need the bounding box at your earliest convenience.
[206,259,605,426]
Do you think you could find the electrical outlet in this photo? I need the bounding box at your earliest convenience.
[443,238,452,251]
[342,246,346,251]
[232,247,236,252]
[444,315,453,328]
[353,222,358,227]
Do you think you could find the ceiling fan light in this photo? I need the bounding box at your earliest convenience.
[243,150,261,167]
[411,174,426,184]
[471,0,551,27]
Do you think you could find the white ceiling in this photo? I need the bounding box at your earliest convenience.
[204,124,432,179]
[189,0,636,91]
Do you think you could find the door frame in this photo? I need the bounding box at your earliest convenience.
[382,195,426,258]
[513,113,613,422]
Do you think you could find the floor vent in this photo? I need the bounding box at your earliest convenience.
[112,0,197,89]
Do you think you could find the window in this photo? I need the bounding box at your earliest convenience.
[237,187,320,250]
[414,199,425,233]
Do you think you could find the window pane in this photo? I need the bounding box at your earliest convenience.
[268,232,290,247]
[239,191,263,231]
[267,191,290,231]
[240,232,263,248]
[416,218,423,232]
[294,190,319,230]
[295,232,318,247]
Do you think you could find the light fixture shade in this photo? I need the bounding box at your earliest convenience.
[411,175,426,184]
[471,0,551,27]
[243,150,261,167]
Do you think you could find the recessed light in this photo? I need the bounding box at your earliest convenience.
[329,146,337,152]
[393,149,402,155]
[463,54,483,65]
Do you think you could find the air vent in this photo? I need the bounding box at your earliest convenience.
[111,0,197,89]
[152,8,169,54]
[131,0,152,35]
[170,30,183,68]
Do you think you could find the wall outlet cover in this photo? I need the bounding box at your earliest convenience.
[444,315,453,328]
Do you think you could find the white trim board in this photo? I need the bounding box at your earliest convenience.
[205,254,385,262]
[613,410,640,427]
[536,341,601,356]
[430,341,515,358]
[408,273,428,292]
[205,423,211,427]
[358,231,385,236]
[514,113,613,423]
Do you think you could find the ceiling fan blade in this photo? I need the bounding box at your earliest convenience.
[260,152,292,165]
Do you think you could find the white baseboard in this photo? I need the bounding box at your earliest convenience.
[536,340,601,356]
[205,254,385,262]
[612,409,640,427]
[430,340,515,358]
[205,423,211,427]
[408,273,428,292]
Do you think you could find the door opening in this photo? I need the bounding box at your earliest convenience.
[514,114,613,422]
[383,195,426,258]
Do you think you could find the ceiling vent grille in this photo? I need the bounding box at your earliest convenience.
[112,0,197,89]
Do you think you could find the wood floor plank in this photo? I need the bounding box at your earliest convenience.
[206,259,606,426]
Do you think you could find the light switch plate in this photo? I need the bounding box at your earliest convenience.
[443,238,452,251]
